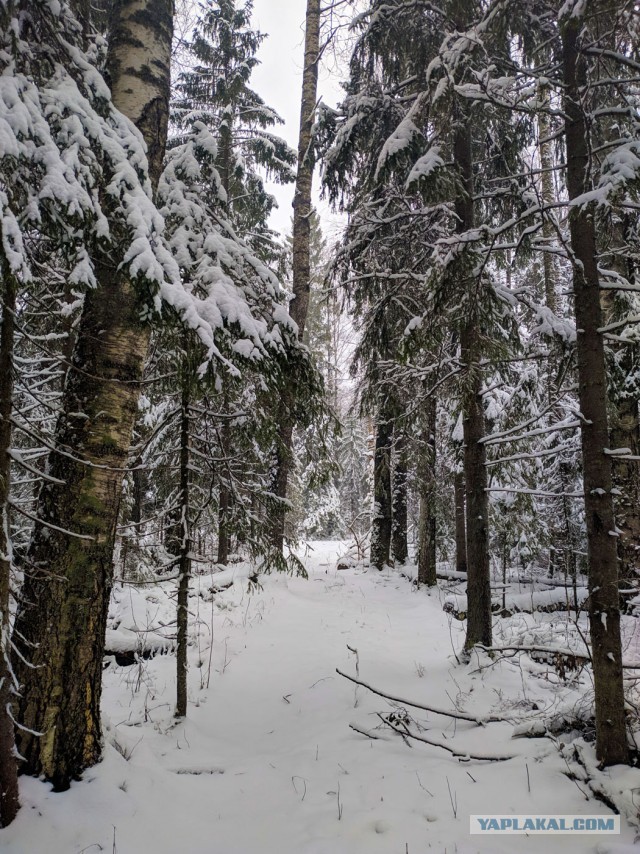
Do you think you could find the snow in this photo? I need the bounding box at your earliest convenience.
[374,116,421,179]
[2,541,638,853]
[405,146,444,188]
[0,2,295,378]
[157,120,295,370]
[443,584,589,617]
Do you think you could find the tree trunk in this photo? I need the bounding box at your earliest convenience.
[452,91,491,650]
[12,0,174,789]
[216,393,233,566]
[418,504,437,586]
[601,216,640,589]
[561,11,628,766]
[215,64,234,567]
[217,481,230,565]
[610,386,640,588]
[595,10,640,592]
[461,340,492,650]
[290,0,320,340]
[0,266,19,827]
[131,457,143,527]
[391,432,408,565]
[537,84,558,314]
[417,397,437,586]
[271,0,320,551]
[270,418,293,554]
[370,418,393,571]
[175,362,190,718]
[454,470,467,574]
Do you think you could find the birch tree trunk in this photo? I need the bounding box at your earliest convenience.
[290,0,320,340]
[12,0,174,789]
[271,0,320,551]
[561,8,628,766]
[0,265,19,826]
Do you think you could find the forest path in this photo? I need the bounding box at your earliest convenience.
[4,541,632,854]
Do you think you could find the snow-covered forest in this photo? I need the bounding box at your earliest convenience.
[1,0,640,851]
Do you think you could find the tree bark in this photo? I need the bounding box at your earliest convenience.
[461,338,492,649]
[561,11,628,766]
[216,393,232,566]
[537,84,558,314]
[175,360,190,718]
[271,0,320,551]
[370,418,393,571]
[593,8,640,592]
[610,385,640,587]
[391,432,408,565]
[131,457,143,527]
[453,96,492,650]
[290,0,320,340]
[12,0,174,789]
[417,397,437,586]
[214,53,234,567]
[217,477,230,565]
[601,217,640,589]
[0,266,19,827]
[454,470,467,574]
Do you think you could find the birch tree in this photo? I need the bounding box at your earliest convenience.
[271,0,321,552]
[12,0,176,788]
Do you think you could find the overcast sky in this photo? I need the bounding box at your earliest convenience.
[250,0,346,240]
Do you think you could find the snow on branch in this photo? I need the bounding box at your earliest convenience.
[0,1,295,375]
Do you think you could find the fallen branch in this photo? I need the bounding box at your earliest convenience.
[378,714,514,762]
[349,723,382,740]
[336,668,509,724]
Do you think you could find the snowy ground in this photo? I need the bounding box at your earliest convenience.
[3,541,639,853]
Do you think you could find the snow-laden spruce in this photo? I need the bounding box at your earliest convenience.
[0,0,293,366]
[158,121,295,372]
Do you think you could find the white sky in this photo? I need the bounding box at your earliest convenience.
[251,0,346,241]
